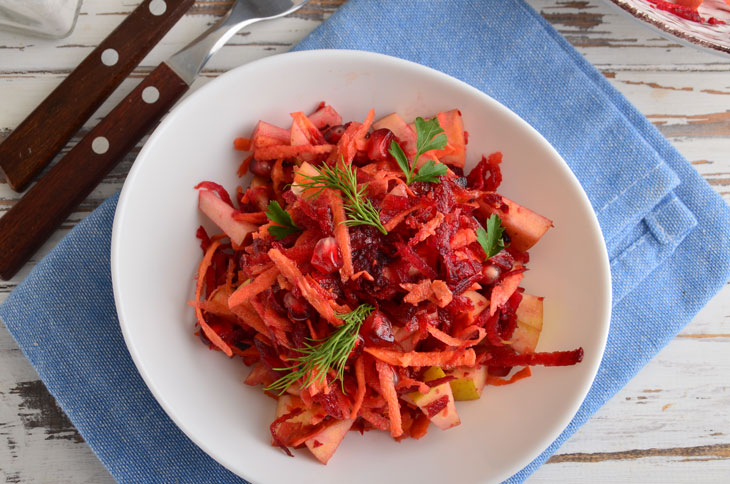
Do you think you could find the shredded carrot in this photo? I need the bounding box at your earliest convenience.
[328,190,354,281]
[359,409,390,430]
[364,348,476,368]
[375,360,403,438]
[268,248,345,326]
[408,212,444,246]
[401,279,431,305]
[490,272,524,316]
[230,301,270,340]
[351,270,375,282]
[254,144,334,160]
[194,239,233,357]
[233,137,251,151]
[232,211,267,224]
[350,356,366,419]
[427,325,485,348]
[353,108,375,151]
[271,158,285,203]
[237,153,253,177]
[384,204,421,232]
[395,374,429,394]
[409,412,430,439]
[487,367,532,386]
[228,265,279,309]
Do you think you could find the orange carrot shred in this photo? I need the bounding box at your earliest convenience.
[234,137,251,151]
[194,239,233,357]
[375,360,403,438]
[350,356,366,419]
[427,325,486,348]
[487,366,532,386]
[268,248,346,326]
[329,190,354,281]
[232,211,267,224]
[228,265,279,309]
[237,153,253,177]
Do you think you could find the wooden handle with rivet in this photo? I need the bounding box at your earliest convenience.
[0,63,189,280]
[0,0,194,192]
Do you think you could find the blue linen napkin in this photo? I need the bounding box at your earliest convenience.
[1,0,729,483]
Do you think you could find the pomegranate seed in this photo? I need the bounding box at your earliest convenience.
[361,310,395,346]
[323,125,346,144]
[366,128,395,161]
[249,158,273,177]
[311,237,343,273]
[283,292,310,321]
[482,264,501,285]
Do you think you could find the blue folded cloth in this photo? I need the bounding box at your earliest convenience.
[1,1,728,483]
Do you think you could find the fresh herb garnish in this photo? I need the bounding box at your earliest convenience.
[389,116,448,185]
[265,304,374,395]
[296,161,388,235]
[265,200,302,240]
[476,214,508,259]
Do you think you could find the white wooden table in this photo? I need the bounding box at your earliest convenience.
[1,1,728,482]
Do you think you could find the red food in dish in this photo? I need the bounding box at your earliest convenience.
[190,103,583,464]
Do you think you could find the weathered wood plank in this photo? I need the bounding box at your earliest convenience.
[0,0,729,482]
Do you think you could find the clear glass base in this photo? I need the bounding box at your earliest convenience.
[0,0,82,39]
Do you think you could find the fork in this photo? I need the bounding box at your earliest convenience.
[0,0,310,280]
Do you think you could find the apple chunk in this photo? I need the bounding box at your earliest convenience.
[509,294,544,354]
[462,290,489,323]
[448,365,487,401]
[479,196,552,252]
[372,113,417,157]
[198,190,256,246]
[305,418,354,465]
[406,366,460,430]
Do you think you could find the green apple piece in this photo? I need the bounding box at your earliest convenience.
[510,294,544,354]
[407,366,460,430]
[305,418,354,465]
[516,294,543,331]
[448,366,488,401]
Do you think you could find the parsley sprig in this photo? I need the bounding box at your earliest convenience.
[389,117,448,185]
[296,161,388,235]
[265,200,302,240]
[476,214,508,259]
[265,304,374,395]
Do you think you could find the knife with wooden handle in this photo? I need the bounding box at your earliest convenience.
[0,0,195,192]
[0,0,310,280]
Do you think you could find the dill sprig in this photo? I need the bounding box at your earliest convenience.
[296,161,388,235]
[265,304,374,395]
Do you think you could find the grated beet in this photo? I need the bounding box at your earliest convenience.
[489,347,584,367]
[424,395,450,418]
[466,152,502,191]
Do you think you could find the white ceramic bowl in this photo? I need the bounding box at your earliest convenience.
[112,50,611,484]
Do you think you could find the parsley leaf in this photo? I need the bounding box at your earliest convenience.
[414,116,448,155]
[476,214,508,259]
[411,159,448,184]
[265,200,302,240]
[389,116,448,185]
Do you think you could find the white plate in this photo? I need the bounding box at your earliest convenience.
[606,0,730,57]
[111,50,611,484]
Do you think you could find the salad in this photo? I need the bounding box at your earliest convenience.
[189,103,583,465]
